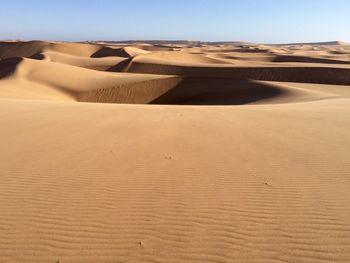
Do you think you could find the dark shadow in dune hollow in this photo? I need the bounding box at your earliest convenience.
[91,47,130,58]
[29,53,45,60]
[272,55,350,64]
[0,57,23,79]
[107,57,133,72]
[150,78,285,105]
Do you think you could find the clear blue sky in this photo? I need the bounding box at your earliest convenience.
[0,0,349,43]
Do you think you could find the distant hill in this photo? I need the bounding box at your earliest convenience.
[270,41,349,46]
[87,40,348,46]
[91,40,202,46]
[88,40,256,47]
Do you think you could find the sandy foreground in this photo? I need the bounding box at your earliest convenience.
[0,40,350,262]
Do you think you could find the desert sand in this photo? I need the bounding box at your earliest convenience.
[0,40,350,262]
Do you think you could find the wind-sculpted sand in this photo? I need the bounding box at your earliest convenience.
[0,40,350,262]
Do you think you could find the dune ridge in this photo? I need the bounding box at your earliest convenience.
[128,60,350,85]
[0,56,344,105]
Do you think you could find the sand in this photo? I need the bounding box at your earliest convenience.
[0,40,350,262]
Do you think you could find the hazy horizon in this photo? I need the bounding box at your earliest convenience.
[1,0,349,43]
[1,39,348,46]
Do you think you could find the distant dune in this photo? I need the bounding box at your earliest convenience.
[271,40,349,46]
[1,40,350,263]
[91,40,349,46]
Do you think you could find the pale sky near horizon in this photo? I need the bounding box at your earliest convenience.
[0,0,349,44]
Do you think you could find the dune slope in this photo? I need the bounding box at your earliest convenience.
[0,57,183,103]
[1,98,350,263]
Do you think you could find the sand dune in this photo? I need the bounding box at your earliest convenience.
[0,56,343,105]
[30,50,128,71]
[1,40,350,262]
[0,57,181,103]
[136,51,230,64]
[0,41,99,58]
[128,60,350,85]
[272,40,349,46]
[0,41,148,60]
